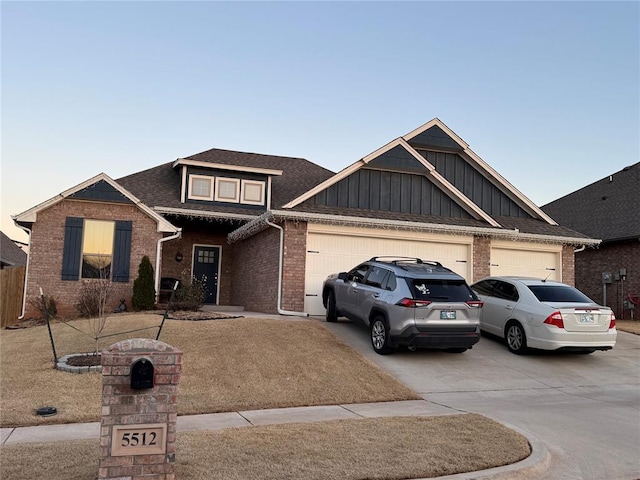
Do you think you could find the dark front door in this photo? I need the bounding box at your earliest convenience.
[193,246,220,304]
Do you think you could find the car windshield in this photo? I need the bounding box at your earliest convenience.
[411,279,475,302]
[527,285,594,303]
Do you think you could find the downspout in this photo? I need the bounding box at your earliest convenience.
[574,245,586,253]
[16,224,32,320]
[155,229,182,301]
[265,218,309,317]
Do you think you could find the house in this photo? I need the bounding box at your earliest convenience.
[1,231,27,269]
[542,162,640,319]
[13,118,596,319]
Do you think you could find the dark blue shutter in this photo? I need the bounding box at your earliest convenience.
[61,217,83,280]
[112,220,132,282]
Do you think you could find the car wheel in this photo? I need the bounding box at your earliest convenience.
[370,316,393,355]
[445,347,468,353]
[505,322,528,354]
[325,291,338,323]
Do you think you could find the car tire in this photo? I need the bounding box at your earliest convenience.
[505,322,528,354]
[370,316,393,355]
[445,347,468,353]
[326,291,338,323]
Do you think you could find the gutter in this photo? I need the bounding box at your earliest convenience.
[155,229,182,301]
[15,224,32,320]
[265,218,309,317]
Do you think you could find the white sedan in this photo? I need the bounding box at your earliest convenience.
[471,277,616,354]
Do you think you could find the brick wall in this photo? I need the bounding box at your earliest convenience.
[575,241,640,319]
[230,226,280,313]
[25,199,162,318]
[473,236,491,281]
[561,245,575,286]
[281,221,307,312]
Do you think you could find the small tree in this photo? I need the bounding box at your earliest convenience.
[132,256,156,311]
[75,277,115,354]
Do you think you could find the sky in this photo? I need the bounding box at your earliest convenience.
[2,1,639,243]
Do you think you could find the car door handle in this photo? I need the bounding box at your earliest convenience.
[372,293,380,299]
[505,305,513,310]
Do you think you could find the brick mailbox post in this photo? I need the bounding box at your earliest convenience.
[99,338,183,480]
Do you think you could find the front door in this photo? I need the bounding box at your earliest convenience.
[193,246,220,304]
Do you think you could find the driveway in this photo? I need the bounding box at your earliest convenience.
[315,317,640,480]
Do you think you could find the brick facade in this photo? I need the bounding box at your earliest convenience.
[561,245,575,286]
[281,220,307,312]
[25,199,162,318]
[472,236,491,282]
[230,225,280,313]
[99,338,182,480]
[575,241,640,319]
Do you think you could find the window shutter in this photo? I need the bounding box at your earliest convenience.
[112,220,132,283]
[61,217,83,280]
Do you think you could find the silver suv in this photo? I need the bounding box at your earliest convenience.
[322,257,483,355]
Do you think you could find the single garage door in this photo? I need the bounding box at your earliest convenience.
[304,224,473,315]
[490,241,561,281]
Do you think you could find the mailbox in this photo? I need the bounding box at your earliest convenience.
[131,358,154,390]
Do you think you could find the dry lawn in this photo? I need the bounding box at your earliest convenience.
[0,415,531,480]
[0,314,419,427]
[616,319,640,335]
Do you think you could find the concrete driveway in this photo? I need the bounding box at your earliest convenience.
[315,316,640,480]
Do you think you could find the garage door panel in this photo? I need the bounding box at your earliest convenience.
[305,231,471,315]
[490,248,560,281]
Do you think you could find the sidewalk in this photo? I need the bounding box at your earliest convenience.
[1,399,550,480]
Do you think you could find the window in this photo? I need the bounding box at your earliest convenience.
[81,220,115,279]
[241,180,265,205]
[188,175,214,200]
[215,177,240,203]
[411,279,475,302]
[347,264,370,283]
[365,266,389,288]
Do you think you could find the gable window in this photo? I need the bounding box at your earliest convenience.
[188,175,214,201]
[82,220,115,279]
[241,180,265,205]
[215,177,240,203]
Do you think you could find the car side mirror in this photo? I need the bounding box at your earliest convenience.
[338,272,348,281]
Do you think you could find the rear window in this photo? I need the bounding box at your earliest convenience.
[410,279,476,302]
[527,285,594,303]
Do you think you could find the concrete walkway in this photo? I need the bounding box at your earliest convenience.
[1,399,550,480]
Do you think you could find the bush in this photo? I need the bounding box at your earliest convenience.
[75,279,114,318]
[132,256,156,311]
[169,271,206,311]
[28,295,57,320]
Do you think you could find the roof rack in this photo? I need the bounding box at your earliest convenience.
[369,256,443,267]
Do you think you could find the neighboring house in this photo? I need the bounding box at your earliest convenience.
[542,162,640,319]
[13,118,596,319]
[0,231,27,269]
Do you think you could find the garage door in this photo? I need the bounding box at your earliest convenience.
[490,241,561,281]
[304,224,473,315]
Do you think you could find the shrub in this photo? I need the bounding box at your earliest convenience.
[28,295,58,320]
[132,256,156,311]
[75,279,114,318]
[169,270,206,311]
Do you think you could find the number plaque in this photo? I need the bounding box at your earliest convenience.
[111,424,166,456]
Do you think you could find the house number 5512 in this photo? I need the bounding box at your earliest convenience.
[112,424,166,456]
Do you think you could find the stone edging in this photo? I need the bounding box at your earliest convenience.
[56,354,102,374]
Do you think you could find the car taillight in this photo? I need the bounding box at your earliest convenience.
[544,311,564,329]
[397,298,432,308]
[609,312,616,329]
[466,301,483,308]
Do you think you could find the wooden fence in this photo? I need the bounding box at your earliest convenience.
[1,266,26,328]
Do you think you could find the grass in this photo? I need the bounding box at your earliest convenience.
[0,415,531,480]
[616,319,640,335]
[0,313,533,479]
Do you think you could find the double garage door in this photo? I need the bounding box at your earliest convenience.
[304,224,473,315]
[303,226,563,316]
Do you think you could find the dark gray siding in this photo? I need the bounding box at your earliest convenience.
[407,125,463,151]
[419,150,531,218]
[69,180,133,204]
[306,169,472,218]
[367,145,429,173]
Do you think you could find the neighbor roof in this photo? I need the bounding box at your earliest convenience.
[542,162,640,242]
[0,231,27,267]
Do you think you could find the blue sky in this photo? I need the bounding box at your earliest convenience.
[2,1,638,242]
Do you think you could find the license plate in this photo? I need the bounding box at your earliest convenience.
[440,311,456,320]
[579,313,595,324]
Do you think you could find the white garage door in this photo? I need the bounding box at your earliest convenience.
[304,224,473,315]
[490,241,561,281]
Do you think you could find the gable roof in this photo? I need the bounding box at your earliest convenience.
[0,231,27,267]
[12,173,179,234]
[541,162,640,242]
[117,148,335,217]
